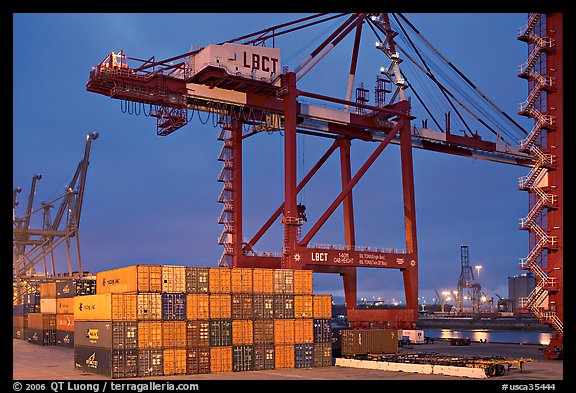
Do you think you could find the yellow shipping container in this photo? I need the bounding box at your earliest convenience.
[232,320,253,345]
[252,268,274,294]
[274,319,295,344]
[137,293,162,320]
[313,294,332,319]
[275,344,295,369]
[294,319,314,344]
[161,265,186,293]
[74,293,137,321]
[163,348,187,376]
[138,321,163,348]
[294,295,314,319]
[40,282,56,299]
[162,321,187,348]
[210,346,233,373]
[208,268,232,293]
[293,270,313,295]
[231,268,253,293]
[209,294,231,319]
[96,265,162,294]
[186,294,209,320]
[56,298,75,315]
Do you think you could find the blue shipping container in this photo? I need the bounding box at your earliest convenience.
[13,304,39,316]
[161,293,186,320]
[294,344,314,368]
[313,319,332,343]
[24,292,40,305]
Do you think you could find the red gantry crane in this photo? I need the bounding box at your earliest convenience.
[84,11,562,355]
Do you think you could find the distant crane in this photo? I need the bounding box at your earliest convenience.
[456,245,482,313]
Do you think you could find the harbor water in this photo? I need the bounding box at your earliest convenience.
[423,328,552,345]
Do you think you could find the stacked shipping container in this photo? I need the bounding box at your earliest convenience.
[69,265,331,378]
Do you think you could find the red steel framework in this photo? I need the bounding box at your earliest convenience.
[517,13,563,359]
[85,13,537,331]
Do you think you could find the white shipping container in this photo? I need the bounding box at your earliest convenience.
[399,329,425,344]
[40,298,57,314]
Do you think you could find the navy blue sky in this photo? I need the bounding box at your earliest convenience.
[13,13,533,305]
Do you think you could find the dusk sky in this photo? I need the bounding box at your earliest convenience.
[12,13,534,305]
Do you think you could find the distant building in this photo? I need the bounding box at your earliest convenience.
[508,273,536,312]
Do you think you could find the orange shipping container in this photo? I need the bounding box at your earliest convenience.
[252,268,274,294]
[13,316,26,329]
[161,265,186,293]
[55,314,75,332]
[186,294,209,320]
[163,348,187,375]
[74,293,137,321]
[138,321,163,348]
[96,265,162,294]
[231,268,253,293]
[56,298,75,315]
[210,347,232,373]
[137,293,162,320]
[208,268,232,293]
[294,319,314,344]
[313,295,332,319]
[275,344,295,369]
[209,294,231,319]
[294,295,313,319]
[274,319,295,344]
[293,270,313,295]
[40,282,57,299]
[232,320,253,345]
[162,321,187,348]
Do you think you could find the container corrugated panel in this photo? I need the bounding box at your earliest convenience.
[40,282,56,299]
[231,268,253,293]
[231,293,253,319]
[74,321,137,349]
[209,294,231,319]
[96,265,162,294]
[232,320,253,345]
[253,319,274,344]
[232,345,254,372]
[74,346,138,379]
[293,270,313,295]
[162,321,187,348]
[163,348,187,376]
[26,329,56,346]
[56,314,74,332]
[210,346,232,373]
[313,342,332,367]
[273,319,295,344]
[273,269,294,294]
[294,295,313,319]
[340,329,398,357]
[75,279,97,296]
[186,294,209,320]
[252,268,274,294]
[294,343,314,368]
[186,321,210,348]
[273,295,294,319]
[185,267,209,294]
[74,294,137,321]
[313,295,332,319]
[253,294,274,319]
[209,320,232,347]
[162,265,186,293]
[313,319,332,343]
[56,298,75,315]
[138,348,164,377]
[27,313,56,330]
[208,268,232,293]
[56,281,76,298]
[274,344,294,369]
[13,316,26,329]
[186,348,210,375]
[294,319,314,344]
[137,293,162,320]
[13,328,25,340]
[56,330,74,347]
[138,321,163,348]
[254,344,275,370]
[24,292,40,305]
[162,293,186,320]
[40,298,56,314]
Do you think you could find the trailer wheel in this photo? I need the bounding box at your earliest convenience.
[496,364,506,376]
[486,364,497,377]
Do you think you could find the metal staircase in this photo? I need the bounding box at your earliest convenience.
[217,126,234,267]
